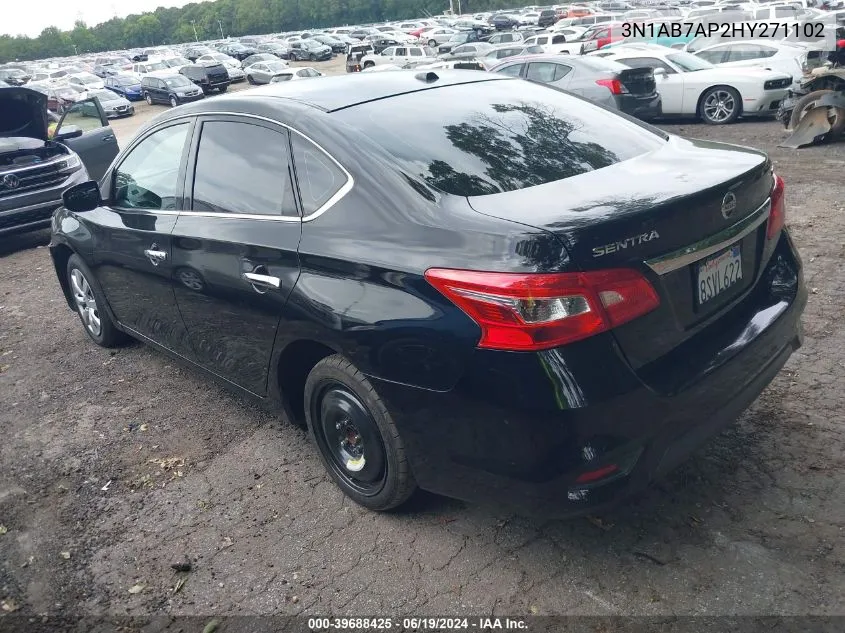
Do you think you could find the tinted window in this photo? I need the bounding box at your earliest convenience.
[291,133,348,216]
[526,62,560,82]
[192,121,295,216]
[696,49,727,64]
[496,63,524,77]
[114,124,188,210]
[337,80,666,197]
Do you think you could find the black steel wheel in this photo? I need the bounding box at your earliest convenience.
[305,355,417,510]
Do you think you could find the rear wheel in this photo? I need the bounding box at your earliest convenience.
[428,39,437,47]
[363,61,375,69]
[247,74,255,84]
[305,355,417,511]
[144,92,152,105]
[700,86,741,125]
[219,84,228,92]
[788,89,845,137]
[66,254,126,348]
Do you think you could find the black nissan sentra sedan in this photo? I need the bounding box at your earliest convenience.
[50,71,806,517]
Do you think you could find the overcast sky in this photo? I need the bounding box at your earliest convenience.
[5,0,201,38]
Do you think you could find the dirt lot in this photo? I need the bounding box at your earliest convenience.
[1,65,845,620]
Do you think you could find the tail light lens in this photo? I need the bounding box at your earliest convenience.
[424,268,660,352]
[595,78,628,95]
[767,173,785,240]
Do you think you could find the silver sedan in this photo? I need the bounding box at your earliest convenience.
[245,60,293,85]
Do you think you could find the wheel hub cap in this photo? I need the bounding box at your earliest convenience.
[70,269,101,336]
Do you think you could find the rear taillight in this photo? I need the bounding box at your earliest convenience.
[767,173,785,240]
[595,78,628,95]
[424,268,660,352]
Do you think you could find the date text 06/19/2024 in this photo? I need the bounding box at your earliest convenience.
[307,617,529,630]
[621,20,832,45]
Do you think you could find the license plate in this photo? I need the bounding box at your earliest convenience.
[697,244,742,304]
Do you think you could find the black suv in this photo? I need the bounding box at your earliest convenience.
[538,9,557,27]
[141,73,204,107]
[180,62,231,94]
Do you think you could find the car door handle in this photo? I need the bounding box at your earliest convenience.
[243,272,281,290]
[144,246,167,266]
[102,134,115,142]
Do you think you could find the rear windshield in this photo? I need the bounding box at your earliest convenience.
[335,78,665,197]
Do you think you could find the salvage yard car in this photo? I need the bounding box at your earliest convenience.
[50,71,805,517]
[591,44,793,124]
[1,87,118,236]
[490,54,662,119]
[141,73,205,107]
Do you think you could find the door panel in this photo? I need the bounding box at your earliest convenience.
[171,117,302,395]
[56,98,119,181]
[92,120,196,358]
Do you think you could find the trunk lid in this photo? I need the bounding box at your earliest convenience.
[467,135,774,370]
[618,67,656,96]
[0,87,49,141]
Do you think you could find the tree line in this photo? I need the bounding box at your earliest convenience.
[0,0,519,63]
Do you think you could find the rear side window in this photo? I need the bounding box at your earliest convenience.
[337,79,665,197]
[191,121,297,216]
[291,133,348,216]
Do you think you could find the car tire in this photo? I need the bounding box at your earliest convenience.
[144,92,152,105]
[788,89,845,137]
[304,354,417,512]
[247,75,255,84]
[363,61,375,69]
[170,95,178,107]
[66,254,127,348]
[428,39,437,47]
[700,86,741,125]
[219,85,228,92]
[309,53,317,61]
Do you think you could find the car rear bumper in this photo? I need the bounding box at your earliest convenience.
[368,231,805,517]
[616,92,662,120]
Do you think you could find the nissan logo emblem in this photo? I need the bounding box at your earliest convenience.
[721,192,737,220]
[2,174,20,190]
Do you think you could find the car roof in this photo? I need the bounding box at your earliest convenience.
[186,70,508,113]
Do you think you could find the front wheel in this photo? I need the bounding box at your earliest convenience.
[169,95,178,107]
[144,92,152,105]
[309,53,317,61]
[305,355,417,511]
[219,84,228,92]
[247,74,255,84]
[428,39,437,47]
[700,86,741,125]
[788,89,845,137]
[66,254,127,348]
[363,61,375,69]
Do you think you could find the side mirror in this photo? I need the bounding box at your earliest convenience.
[55,125,83,140]
[63,181,102,213]
[653,68,667,77]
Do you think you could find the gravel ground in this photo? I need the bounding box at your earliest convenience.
[1,69,845,620]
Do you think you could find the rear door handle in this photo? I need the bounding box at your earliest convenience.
[243,272,281,291]
[102,134,115,142]
[144,245,167,266]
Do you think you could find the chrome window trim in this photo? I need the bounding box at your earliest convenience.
[114,110,354,223]
[645,198,771,275]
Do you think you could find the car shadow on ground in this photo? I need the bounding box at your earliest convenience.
[0,229,51,257]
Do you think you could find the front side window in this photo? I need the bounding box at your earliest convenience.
[113,123,189,210]
[291,133,348,216]
[192,121,296,216]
